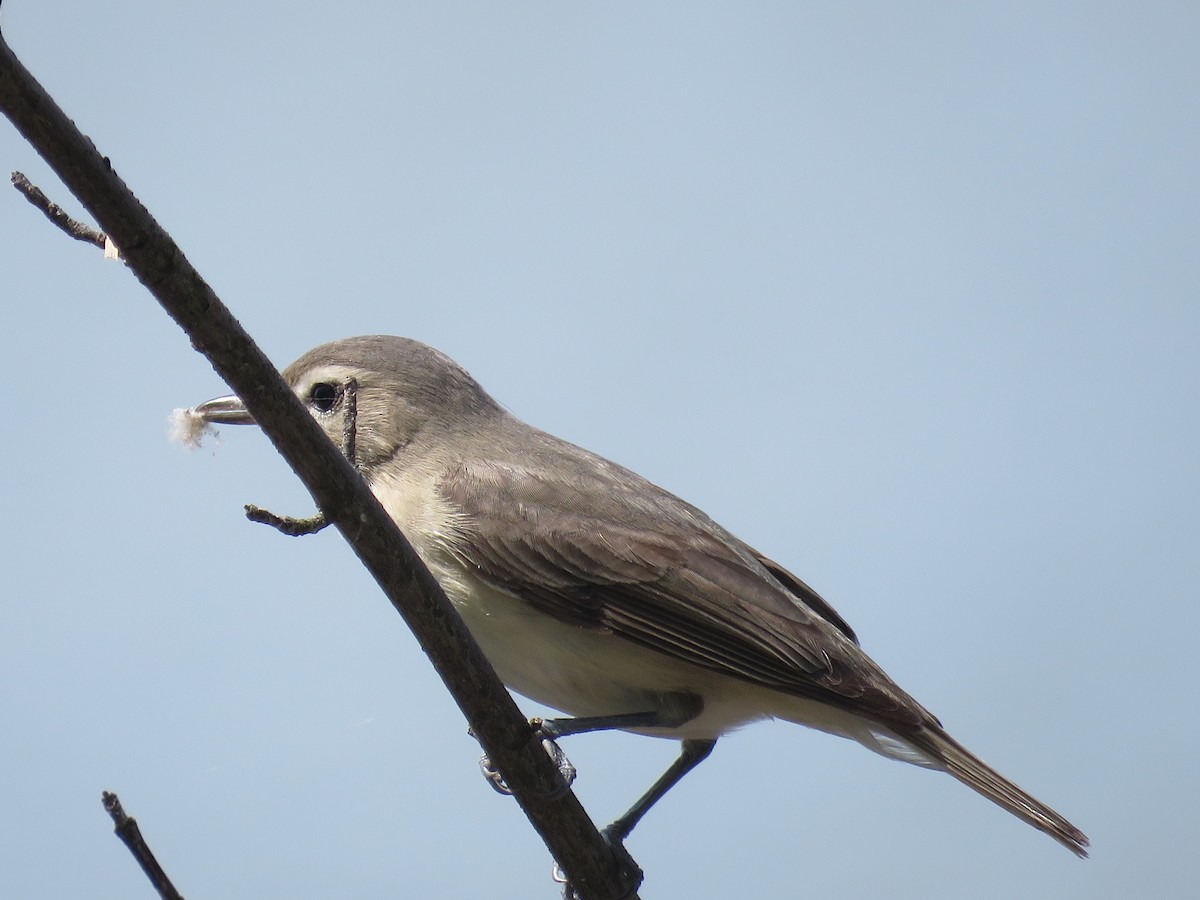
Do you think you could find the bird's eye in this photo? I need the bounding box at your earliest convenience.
[309,382,340,413]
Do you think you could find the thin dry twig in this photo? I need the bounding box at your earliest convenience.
[245,504,330,535]
[342,376,359,468]
[101,792,185,900]
[11,170,106,248]
[243,378,360,535]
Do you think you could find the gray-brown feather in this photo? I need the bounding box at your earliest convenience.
[439,440,938,733]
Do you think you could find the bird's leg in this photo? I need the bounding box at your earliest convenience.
[479,691,703,793]
[538,689,704,740]
[555,733,715,900]
[538,695,715,843]
[537,710,667,738]
[478,691,709,834]
[478,707,688,800]
[605,738,716,842]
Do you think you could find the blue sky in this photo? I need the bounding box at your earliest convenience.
[2,3,1196,897]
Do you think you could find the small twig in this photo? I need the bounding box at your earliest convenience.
[11,171,106,248]
[101,792,185,900]
[243,378,359,536]
[244,504,330,535]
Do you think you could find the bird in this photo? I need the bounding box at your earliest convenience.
[190,334,1088,858]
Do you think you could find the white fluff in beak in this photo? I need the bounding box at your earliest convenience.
[168,407,219,449]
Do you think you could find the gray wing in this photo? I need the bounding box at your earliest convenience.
[440,458,931,730]
[751,551,858,645]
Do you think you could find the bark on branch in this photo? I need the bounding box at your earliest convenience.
[101,792,185,900]
[0,24,640,900]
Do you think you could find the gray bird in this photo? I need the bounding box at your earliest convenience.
[192,335,1088,858]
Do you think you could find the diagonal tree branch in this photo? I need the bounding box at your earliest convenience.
[101,792,186,900]
[0,24,640,900]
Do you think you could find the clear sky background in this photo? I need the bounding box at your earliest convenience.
[2,3,1196,898]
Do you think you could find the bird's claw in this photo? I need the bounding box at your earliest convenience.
[546,741,578,795]
[552,861,578,900]
[476,722,577,798]
[478,752,514,795]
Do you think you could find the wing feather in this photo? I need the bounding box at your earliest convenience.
[440,459,931,729]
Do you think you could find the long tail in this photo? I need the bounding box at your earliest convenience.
[904,725,1090,857]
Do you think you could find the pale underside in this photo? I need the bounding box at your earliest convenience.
[371,457,933,768]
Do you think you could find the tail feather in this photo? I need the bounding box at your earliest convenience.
[905,726,1090,857]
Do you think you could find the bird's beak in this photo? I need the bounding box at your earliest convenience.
[192,394,256,425]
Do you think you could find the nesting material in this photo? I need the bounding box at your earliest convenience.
[169,407,218,449]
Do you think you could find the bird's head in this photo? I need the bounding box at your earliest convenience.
[191,335,502,469]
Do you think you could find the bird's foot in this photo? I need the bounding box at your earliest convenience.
[475,720,577,798]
